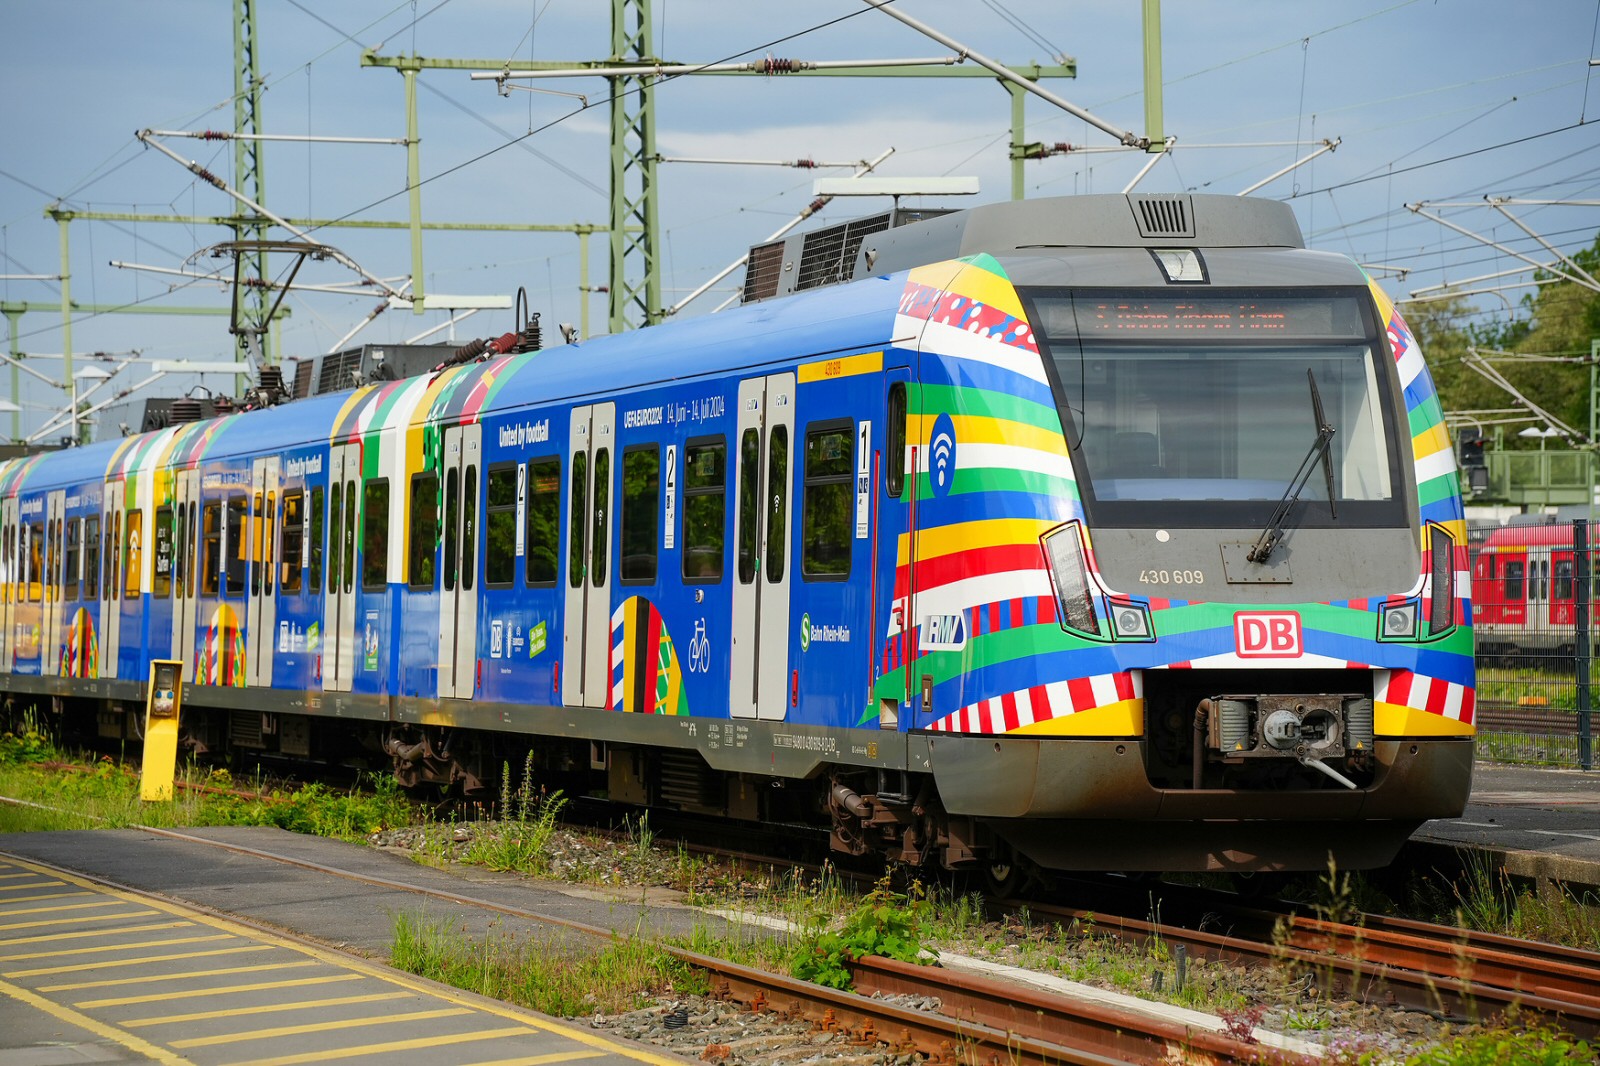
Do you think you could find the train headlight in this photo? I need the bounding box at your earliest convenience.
[1110,601,1154,641]
[1379,600,1417,640]
[1041,521,1103,638]
[1428,524,1456,635]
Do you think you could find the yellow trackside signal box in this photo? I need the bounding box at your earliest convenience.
[140,659,185,802]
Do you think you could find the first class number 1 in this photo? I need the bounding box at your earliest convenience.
[1140,568,1205,585]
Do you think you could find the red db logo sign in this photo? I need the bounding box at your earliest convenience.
[1234,612,1303,658]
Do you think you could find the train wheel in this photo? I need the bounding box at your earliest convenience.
[983,843,1028,899]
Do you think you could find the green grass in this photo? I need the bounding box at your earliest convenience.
[389,911,706,1016]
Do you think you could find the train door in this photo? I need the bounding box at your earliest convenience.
[729,373,796,721]
[877,368,913,727]
[562,402,615,708]
[171,468,200,665]
[100,483,123,679]
[247,457,280,687]
[42,491,64,672]
[438,423,482,699]
[324,444,359,692]
[1,496,15,667]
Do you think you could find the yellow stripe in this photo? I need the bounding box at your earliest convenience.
[218,1026,544,1066]
[0,920,192,946]
[0,899,124,917]
[76,972,364,1008]
[0,933,234,963]
[42,960,320,992]
[914,517,1054,561]
[1012,699,1145,737]
[0,908,157,932]
[944,259,1026,318]
[1375,702,1475,737]
[457,1056,609,1066]
[0,879,65,890]
[1411,420,1450,461]
[908,412,1066,454]
[126,991,413,1027]
[171,1007,474,1049]
[7,945,274,978]
[798,350,883,383]
[0,976,192,1066]
[0,889,93,904]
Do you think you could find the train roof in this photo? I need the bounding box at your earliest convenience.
[1480,523,1581,550]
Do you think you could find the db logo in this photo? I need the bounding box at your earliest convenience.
[1234,611,1303,658]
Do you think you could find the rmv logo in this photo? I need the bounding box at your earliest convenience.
[1233,611,1303,658]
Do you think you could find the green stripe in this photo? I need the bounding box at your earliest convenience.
[915,466,1079,500]
[1417,471,1460,508]
[916,384,1063,434]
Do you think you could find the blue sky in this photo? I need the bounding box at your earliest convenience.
[1,1,1598,441]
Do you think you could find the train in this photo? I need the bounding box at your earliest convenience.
[0,192,1475,880]
[1473,522,1593,658]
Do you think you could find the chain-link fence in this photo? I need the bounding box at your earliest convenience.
[1471,517,1596,769]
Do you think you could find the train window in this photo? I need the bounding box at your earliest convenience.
[280,491,304,594]
[409,474,438,589]
[174,503,187,598]
[309,486,324,592]
[23,523,38,603]
[485,463,518,588]
[682,438,725,583]
[737,429,759,584]
[362,480,388,589]
[461,466,477,592]
[766,425,788,584]
[526,456,559,587]
[46,518,57,601]
[1556,558,1574,601]
[153,506,173,598]
[567,452,587,588]
[264,492,276,596]
[226,495,247,596]
[1504,559,1525,602]
[589,449,608,588]
[84,516,100,599]
[201,503,221,597]
[64,517,80,601]
[620,445,659,584]
[109,512,121,602]
[251,493,265,596]
[342,481,356,596]
[444,467,459,592]
[886,382,907,498]
[802,421,853,580]
[186,504,198,599]
[1536,558,1550,601]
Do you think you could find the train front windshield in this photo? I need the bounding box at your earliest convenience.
[1024,289,1410,529]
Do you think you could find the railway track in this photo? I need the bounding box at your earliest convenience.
[1017,892,1600,1040]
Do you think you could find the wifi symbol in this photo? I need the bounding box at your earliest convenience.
[929,413,957,498]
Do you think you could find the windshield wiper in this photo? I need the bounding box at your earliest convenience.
[1248,368,1338,564]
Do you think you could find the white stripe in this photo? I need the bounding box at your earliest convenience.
[1182,651,1352,670]
[1044,679,1072,718]
[952,442,1074,482]
[889,569,1052,637]
[1413,446,1456,485]
[1372,668,1393,703]
[1088,673,1120,708]
[611,679,625,708]
[1441,682,1465,721]
[1394,341,1425,389]
[1129,670,1144,698]
[918,320,1050,384]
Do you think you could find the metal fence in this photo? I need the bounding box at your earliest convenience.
[1471,517,1596,769]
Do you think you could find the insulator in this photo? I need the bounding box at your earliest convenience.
[756,57,795,74]
[454,337,489,362]
[259,365,285,396]
[200,130,229,141]
[795,158,818,169]
[194,165,224,188]
[513,312,543,353]
[169,397,203,424]
[212,395,235,415]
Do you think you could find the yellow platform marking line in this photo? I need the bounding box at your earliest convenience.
[7,944,276,979]
[0,907,158,932]
[0,879,67,891]
[0,871,51,879]
[77,973,366,1008]
[0,853,694,1066]
[171,1006,474,1049]
[220,1029,599,1066]
[457,1057,608,1066]
[0,975,192,1066]
[124,991,415,1027]
[0,889,93,905]
[0,898,127,918]
[0,920,193,946]
[0,932,235,963]
[42,959,321,993]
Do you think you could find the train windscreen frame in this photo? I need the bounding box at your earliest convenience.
[1022,287,1410,530]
